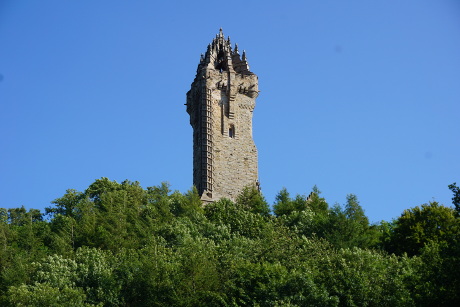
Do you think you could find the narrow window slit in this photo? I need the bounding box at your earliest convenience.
[229,125,235,138]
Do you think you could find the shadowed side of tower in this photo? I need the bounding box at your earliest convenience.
[186,29,260,202]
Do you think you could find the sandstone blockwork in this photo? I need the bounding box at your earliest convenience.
[186,29,260,202]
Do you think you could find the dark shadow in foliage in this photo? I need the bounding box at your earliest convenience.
[411,241,460,306]
[449,182,460,215]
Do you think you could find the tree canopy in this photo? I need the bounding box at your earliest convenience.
[0,178,459,306]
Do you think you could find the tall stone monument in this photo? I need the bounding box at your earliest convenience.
[186,29,260,202]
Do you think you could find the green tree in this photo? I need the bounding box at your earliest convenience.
[306,185,329,215]
[5,207,49,257]
[7,283,92,307]
[46,189,83,218]
[5,254,92,306]
[326,194,378,249]
[205,199,269,239]
[410,241,460,306]
[170,187,203,218]
[144,182,174,222]
[273,188,315,217]
[236,185,270,216]
[48,214,77,255]
[389,201,459,256]
[75,247,121,306]
[5,249,122,306]
[273,188,293,216]
[0,208,9,252]
[314,247,414,306]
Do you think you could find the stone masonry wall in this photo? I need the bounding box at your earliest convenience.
[210,72,258,201]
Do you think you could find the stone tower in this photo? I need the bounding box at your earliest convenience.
[186,29,259,202]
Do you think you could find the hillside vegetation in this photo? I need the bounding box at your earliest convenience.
[1,178,459,306]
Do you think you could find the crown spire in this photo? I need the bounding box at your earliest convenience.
[194,30,253,75]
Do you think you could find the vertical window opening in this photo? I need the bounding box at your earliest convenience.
[229,125,235,138]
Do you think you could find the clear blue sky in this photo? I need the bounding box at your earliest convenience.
[1,0,459,222]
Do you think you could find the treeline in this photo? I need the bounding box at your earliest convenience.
[0,178,459,306]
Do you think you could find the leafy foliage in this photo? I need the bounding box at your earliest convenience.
[387,201,459,256]
[0,179,459,306]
